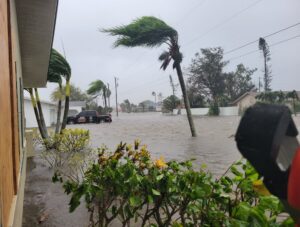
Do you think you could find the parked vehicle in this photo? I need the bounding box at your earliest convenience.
[67,110,112,124]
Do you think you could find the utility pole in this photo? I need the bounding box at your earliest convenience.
[258,77,262,92]
[114,77,119,117]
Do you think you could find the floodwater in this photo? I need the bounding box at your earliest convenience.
[73,112,242,176]
[23,113,300,226]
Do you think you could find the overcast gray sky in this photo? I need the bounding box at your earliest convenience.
[37,0,300,105]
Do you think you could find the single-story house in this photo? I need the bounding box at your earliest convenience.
[0,0,58,226]
[69,101,86,116]
[230,92,258,115]
[24,97,61,128]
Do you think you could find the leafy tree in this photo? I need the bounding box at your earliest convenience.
[188,47,228,106]
[256,91,286,104]
[51,84,89,102]
[49,48,72,133]
[103,16,197,137]
[286,90,299,115]
[259,38,272,91]
[163,95,180,112]
[224,64,256,102]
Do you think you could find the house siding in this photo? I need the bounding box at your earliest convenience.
[0,0,20,226]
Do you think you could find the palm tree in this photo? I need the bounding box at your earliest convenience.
[47,69,63,133]
[87,80,106,107]
[152,91,157,107]
[34,88,49,138]
[48,49,71,133]
[259,38,272,92]
[103,16,197,137]
[25,88,47,139]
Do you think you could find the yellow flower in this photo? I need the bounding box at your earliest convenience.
[154,156,167,169]
[253,180,271,196]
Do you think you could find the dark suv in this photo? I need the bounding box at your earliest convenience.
[67,110,112,124]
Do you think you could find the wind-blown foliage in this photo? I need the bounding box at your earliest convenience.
[48,48,71,133]
[258,37,272,91]
[103,16,177,48]
[103,16,196,137]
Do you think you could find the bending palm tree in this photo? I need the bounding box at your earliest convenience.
[34,88,49,138]
[103,16,196,137]
[47,69,63,133]
[87,80,106,107]
[48,49,71,133]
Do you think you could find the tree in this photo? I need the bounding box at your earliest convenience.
[48,70,63,133]
[258,38,272,91]
[103,16,197,136]
[286,90,299,115]
[51,84,89,102]
[224,64,256,102]
[24,88,47,139]
[152,91,156,107]
[87,80,107,107]
[49,48,72,133]
[188,47,228,107]
[163,95,180,113]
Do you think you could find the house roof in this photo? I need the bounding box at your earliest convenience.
[69,101,86,107]
[24,97,57,107]
[16,0,58,88]
[230,92,258,105]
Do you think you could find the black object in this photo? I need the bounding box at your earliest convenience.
[235,103,298,199]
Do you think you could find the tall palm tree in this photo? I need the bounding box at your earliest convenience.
[258,38,272,92]
[103,16,197,136]
[47,69,63,133]
[48,49,71,133]
[25,88,47,139]
[87,80,106,107]
[34,88,49,138]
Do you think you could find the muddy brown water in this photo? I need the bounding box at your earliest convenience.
[23,113,300,226]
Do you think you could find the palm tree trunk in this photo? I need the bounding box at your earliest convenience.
[103,92,107,108]
[60,79,70,132]
[175,64,197,137]
[55,83,63,133]
[34,88,49,138]
[28,88,46,139]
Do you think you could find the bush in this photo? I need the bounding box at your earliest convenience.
[208,103,220,116]
[40,129,90,171]
[53,140,293,226]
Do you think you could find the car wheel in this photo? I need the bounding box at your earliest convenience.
[100,119,105,123]
[68,120,75,124]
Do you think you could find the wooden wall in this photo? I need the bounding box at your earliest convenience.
[0,0,21,226]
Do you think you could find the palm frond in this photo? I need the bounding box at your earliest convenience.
[48,49,71,80]
[102,16,177,48]
[87,80,105,95]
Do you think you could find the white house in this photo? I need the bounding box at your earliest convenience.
[24,97,60,128]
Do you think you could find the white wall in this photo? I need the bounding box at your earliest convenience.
[24,99,59,128]
[174,106,239,116]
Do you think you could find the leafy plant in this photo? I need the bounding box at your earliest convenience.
[40,129,90,174]
[53,140,293,226]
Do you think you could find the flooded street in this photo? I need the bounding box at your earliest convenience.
[72,113,241,176]
[70,112,300,175]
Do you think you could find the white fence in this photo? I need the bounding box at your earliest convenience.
[173,106,239,116]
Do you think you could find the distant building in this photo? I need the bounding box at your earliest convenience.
[230,92,258,114]
[69,101,86,116]
[231,91,300,115]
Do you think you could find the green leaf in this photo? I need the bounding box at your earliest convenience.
[280,217,294,227]
[156,174,164,181]
[231,166,243,177]
[152,189,161,196]
[148,195,154,203]
[129,196,141,206]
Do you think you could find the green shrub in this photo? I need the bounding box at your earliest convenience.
[40,129,90,171]
[208,103,220,116]
[53,140,293,226]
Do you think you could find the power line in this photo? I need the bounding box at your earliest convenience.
[224,22,300,55]
[183,0,263,48]
[227,34,300,61]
